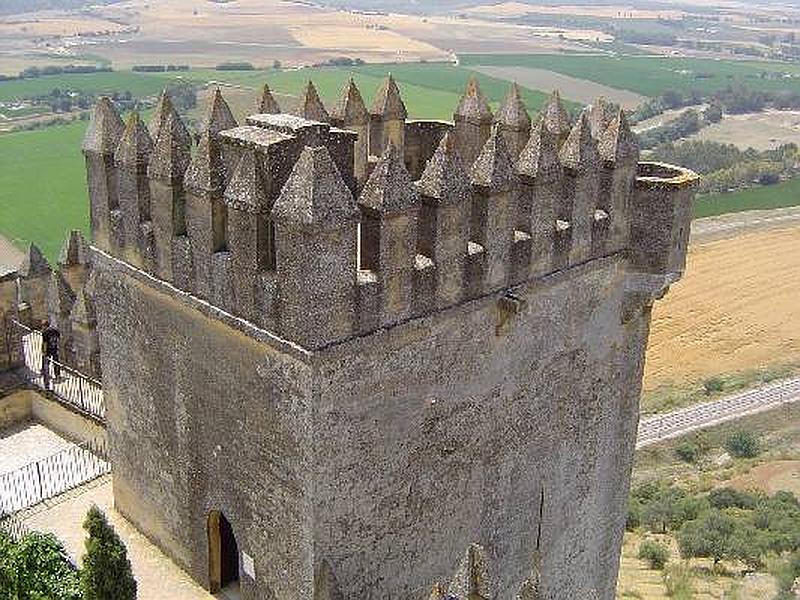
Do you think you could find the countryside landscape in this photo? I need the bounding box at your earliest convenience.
[1,0,800,599]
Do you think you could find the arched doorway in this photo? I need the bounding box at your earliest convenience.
[208,511,240,593]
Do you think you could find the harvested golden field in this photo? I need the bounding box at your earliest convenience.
[465,2,686,20]
[644,225,800,391]
[691,110,800,151]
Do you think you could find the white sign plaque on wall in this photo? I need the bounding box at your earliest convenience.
[242,551,256,580]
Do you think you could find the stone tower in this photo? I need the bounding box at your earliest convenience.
[83,78,698,600]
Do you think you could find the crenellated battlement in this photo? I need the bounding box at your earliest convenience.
[82,76,698,350]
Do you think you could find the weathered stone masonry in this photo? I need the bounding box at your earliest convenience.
[83,76,698,599]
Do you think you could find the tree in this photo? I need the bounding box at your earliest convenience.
[725,430,761,458]
[678,510,737,564]
[638,540,670,569]
[709,487,758,510]
[80,506,137,600]
[0,530,80,600]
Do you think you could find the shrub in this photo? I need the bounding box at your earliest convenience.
[703,376,725,395]
[675,439,702,463]
[80,506,137,600]
[709,487,758,510]
[0,530,80,599]
[638,540,670,569]
[663,563,694,600]
[725,430,761,458]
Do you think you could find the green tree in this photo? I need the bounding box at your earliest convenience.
[725,430,761,458]
[0,530,80,600]
[678,510,737,564]
[80,506,137,600]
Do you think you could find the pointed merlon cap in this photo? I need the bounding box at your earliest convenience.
[516,552,543,600]
[70,290,96,327]
[455,76,493,125]
[517,118,561,180]
[587,96,616,139]
[82,97,124,155]
[416,132,471,205]
[496,82,531,132]
[202,88,238,136]
[185,130,228,194]
[541,90,572,141]
[599,109,639,166]
[471,124,516,192]
[114,112,153,166]
[149,90,176,141]
[449,544,492,600]
[299,81,330,123]
[313,560,343,600]
[48,270,77,313]
[224,149,267,214]
[147,112,192,181]
[272,146,358,229]
[58,230,90,268]
[359,143,418,214]
[331,78,369,126]
[370,74,408,120]
[20,244,51,278]
[559,109,599,172]
[257,83,281,114]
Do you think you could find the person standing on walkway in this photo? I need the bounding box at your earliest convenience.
[41,320,61,388]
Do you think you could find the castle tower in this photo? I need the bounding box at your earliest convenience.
[82,97,124,252]
[298,80,330,123]
[115,112,153,267]
[369,74,408,158]
[331,78,370,187]
[257,83,282,114]
[453,76,494,169]
[84,80,699,600]
[495,83,531,158]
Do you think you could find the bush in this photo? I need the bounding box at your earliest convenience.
[0,530,80,599]
[703,376,725,395]
[675,439,702,463]
[80,506,137,600]
[664,563,694,599]
[638,540,670,569]
[709,487,758,510]
[725,430,761,458]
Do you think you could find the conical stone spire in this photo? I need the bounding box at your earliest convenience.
[587,96,617,140]
[299,80,329,123]
[455,76,493,124]
[202,88,238,136]
[257,83,281,114]
[559,108,599,172]
[331,78,369,125]
[416,132,471,205]
[449,544,492,600]
[81,97,124,155]
[224,150,266,213]
[70,290,96,327]
[371,74,407,120]
[496,82,531,132]
[185,130,228,194]
[541,90,572,142]
[517,118,561,180]
[272,146,357,229]
[58,230,90,268]
[314,559,344,600]
[149,90,177,141]
[47,270,77,315]
[359,143,417,213]
[516,552,543,600]
[20,244,51,278]
[599,108,639,165]
[147,112,192,181]
[471,124,516,191]
[114,112,153,166]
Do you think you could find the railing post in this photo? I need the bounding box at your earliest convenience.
[35,462,43,501]
[78,375,85,411]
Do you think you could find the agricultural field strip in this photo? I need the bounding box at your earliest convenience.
[637,377,800,448]
[689,207,800,242]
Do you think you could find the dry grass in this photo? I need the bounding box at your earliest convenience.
[644,225,800,392]
[691,110,800,151]
[465,2,687,20]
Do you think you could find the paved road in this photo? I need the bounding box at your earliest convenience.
[691,206,800,243]
[637,377,800,449]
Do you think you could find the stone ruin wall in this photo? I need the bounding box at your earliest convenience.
[83,75,699,600]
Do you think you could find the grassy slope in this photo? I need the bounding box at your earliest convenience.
[460,53,800,97]
[694,178,800,219]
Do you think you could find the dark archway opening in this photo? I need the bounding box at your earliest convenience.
[208,511,240,594]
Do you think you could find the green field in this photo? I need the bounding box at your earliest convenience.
[461,53,800,98]
[0,120,88,262]
[693,178,800,219]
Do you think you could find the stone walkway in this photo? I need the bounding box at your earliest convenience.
[20,476,215,600]
[0,422,72,473]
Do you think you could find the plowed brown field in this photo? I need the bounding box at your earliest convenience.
[644,226,800,391]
